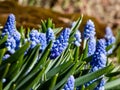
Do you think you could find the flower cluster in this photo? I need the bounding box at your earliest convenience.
[29,30,47,51]
[86,39,107,89]
[46,28,55,44]
[91,39,106,69]
[104,26,116,55]
[74,30,82,46]
[83,20,96,40]
[50,28,71,59]
[71,22,82,46]
[2,14,21,54]
[63,75,75,90]
[83,20,96,56]
[88,37,96,57]
[94,79,106,90]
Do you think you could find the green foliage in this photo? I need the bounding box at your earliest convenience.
[0,15,119,90]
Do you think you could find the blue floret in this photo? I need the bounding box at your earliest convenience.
[74,30,82,46]
[63,75,75,90]
[84,20,96,40]
[50,28,71,59]
[88,37,96,56]
[46,28,55,44]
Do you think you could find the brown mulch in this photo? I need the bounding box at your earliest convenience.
[0,1,107,38]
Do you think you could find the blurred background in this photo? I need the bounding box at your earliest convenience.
[0,0,120,37]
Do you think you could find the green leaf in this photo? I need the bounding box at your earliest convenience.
[74,46,79,61]
[54,61,79,90]
[6,55,24,80]
[53,27,63,35]
[83,55,92,63]
[46,18,53,28]
[0,48,6,65]
[0,63,10,79]
[69,15,83,42]
[106,71,120,77]
[82,40,88,60]
[46,60,73,79]
[49,74,59,90]
[0,35,8,46]
[85,79,102,90]
[41,20,47,33]
[16,67,45,90]
[1,42,30,65]
[106,44,113,51]
[15,44,40,84]
[75,65,114,87]
[29,41,52,74]
[105,78,120,89]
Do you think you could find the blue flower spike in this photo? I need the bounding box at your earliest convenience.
[86,39,107,89]
[88,37,96,57]
[74,30,82,47]
[83,20,96,49]
[50,28,71,59]
[46,28,55,44]
[84,20,96,40]
[2,14,16,35]
[29,30,47,51]
[2,14,21,53]
[63,75,75,90]
[95,79,106,90]
[91,39,106,69]
[104,26,116,55]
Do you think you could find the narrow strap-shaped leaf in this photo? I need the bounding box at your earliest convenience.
[82,40,88,60]
[0,63,10,82]
[0,80,2,90]
[85,78,102,90]
[75,65,114,87]
[46,18,53,28]
[41,20,47,33]
[69,15,83,42]
[0,35,8,46]
[2,42,30,65]
[54,61,79,90]
[106,71,120,77]
[1,63,10,79]
[15,44,40,84]
[0,48,6,65]
[29,41,52,74]
[74,46,79,61]
[53,27,63,35]
[49,73,59,90]
[16,67,45,90]
[105,78,120,89]
[46,60,73,79]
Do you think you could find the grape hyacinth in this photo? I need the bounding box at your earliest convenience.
[2,54,10,60]
[39,33,47,51]
[91,39,107,69]
[83,20,96,40]
[86,39,107,89]
[94,79,106,90]
[63,75,75,90]
[50,28,71,59]
[104,27,116,55]
[29,30,47,51]
[2,14,16,35]
[29,30,40,49]
[71,22,82,46]
[2,14,21,53]
[88,37,96,57]
[46,28,55,44]
[74,30,82,46]
[5,37,16,54]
